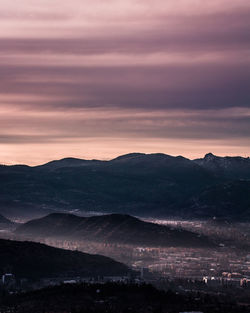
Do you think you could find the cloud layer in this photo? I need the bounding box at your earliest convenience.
[0,0,250,164]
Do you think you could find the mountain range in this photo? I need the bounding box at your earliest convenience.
[0,238,128,279]
[0,152,249,220]
[16,213,214,247]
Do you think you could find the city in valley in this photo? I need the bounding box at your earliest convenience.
[1,217,250,295]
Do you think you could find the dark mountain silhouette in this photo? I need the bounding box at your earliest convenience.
[1,282,247,313]
[0,238,128,279]
[37,157,102,170]
[111,152,146,161]
[186,180,250,219]
[16,213,214,247]
[0,153,249,220]
[194,153,250,179]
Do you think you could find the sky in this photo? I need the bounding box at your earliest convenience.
[0,0,250,165]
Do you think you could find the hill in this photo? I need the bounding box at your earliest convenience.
[0,238,128,279]
[16,213,214,247]
[185,180,250,219]
[194,153,250,179]
[1,282,247,313]
[37,157,102,170]
[0,152,249,220]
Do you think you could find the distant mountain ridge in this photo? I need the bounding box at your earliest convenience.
[36,153,196,170]
[194,153,250,179]
[37,157,102,170]
[16,213,215,247]
[0,238,128,279]
[1,152,249,171]
[0,152,250,220]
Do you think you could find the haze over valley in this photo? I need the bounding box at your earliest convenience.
[1,153,250,312]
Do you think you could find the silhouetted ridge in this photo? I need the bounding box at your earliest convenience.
[2,282,246,313]
[111,153,146,161]
[111,153,191,165]
[1,152,250,220]
[16,213,214,248]
[194,153,250,179]
[37,157,101,170]
[0,238,128,279]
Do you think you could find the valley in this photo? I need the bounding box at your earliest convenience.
[1,153,250,311]
[1,214,250,291]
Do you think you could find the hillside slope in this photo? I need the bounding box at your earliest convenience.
[16,213,214,247]
[0,238,128,279]
[194,153,250,179]
[1,153,250,220]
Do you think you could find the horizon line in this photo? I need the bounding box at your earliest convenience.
[1,152,249,167]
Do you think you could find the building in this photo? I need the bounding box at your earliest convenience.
[2,273,16,289]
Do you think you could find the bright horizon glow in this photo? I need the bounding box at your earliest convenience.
[1,139,249,166]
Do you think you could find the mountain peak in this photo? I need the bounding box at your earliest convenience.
[111,153,146,161]
[204,152,217,160]
[37,157,101,170]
